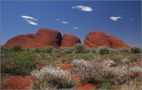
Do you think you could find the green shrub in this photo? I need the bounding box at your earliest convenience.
[1,50,37,75]
[82,48,90,53]
[52,48,61,53]
[61,47,74,54]
[131,47,141,54]
[44,47,54,53]
[33,48,40,53]
[117,48,131,54]
[91,49,97,54]
[30,47,54,53]
[74,44,84,53]
[11,45,22,51]
[32,47,54,53]
[97,46,110,55]
[100,80,112,89]
[109,49,117,54]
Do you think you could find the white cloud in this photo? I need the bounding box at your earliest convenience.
[61,21,69,24]
[110,16,122,21]
[21,15,38,25]
[72,5,93,12]
[73,27,79,29]
[55,18,69,25]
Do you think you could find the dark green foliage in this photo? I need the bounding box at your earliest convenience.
[74,44,84,53]
[100,80,112,89]
[91,49,97,54]
[131,47,141,54]
[82,48,90,53]
[97,46,110,55]
[52,48,61,54]
[45,47,54,53]
[11,45,22,51]
[61,47,74,54]
[117,48,131,54]
[33,48,40,53]
[109,49,117,54]
[74,47,91,53]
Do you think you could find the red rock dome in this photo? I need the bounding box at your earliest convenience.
[4,29,129,49]
[61,34,81,47]
[36,28,62,47]
[84,31,129,48]
[4,28,62,48]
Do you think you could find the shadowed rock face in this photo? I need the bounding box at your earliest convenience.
[61,34,81,47]
[36,28,62,47]
[84,32,129,48]
[4,28,62,48]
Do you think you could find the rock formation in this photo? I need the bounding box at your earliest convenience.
[4,28,62,48]
[84,32,129,48]
[61,34,81,47]
[4,29,129,49]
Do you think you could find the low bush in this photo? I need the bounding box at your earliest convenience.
[100,80,112,89]
[60,47,74,54]
[74,44,84,53]
[10,45,23,52]
[91,49,97,54]
[72,59,140,85]
[117,48,131,54]
[31,66,74,89]
[52,48,61,54]
[130,47,141,54]
[97,46,111,55]
[1,50,37,75]
[44,47,54,53]
[82,48,90,53]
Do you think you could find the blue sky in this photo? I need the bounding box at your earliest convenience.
[1,1,141,47]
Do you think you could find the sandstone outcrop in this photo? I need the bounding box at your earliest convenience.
[4,28,62,48]
[4,29,129,49]
[84,32,129,48]
[61,34,81,47]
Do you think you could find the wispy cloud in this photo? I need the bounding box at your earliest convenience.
[73,27,79,30]
[110,16,122,21]
[21,15,38,25]
[72,5,93,12]
[56,18,69,25]
[61,21,69,24]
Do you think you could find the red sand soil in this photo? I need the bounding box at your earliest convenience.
[58,64,73,71]
[1,75,32,89]
[76,83,96,90]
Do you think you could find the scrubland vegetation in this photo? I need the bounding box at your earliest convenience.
[1,44,142,90]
